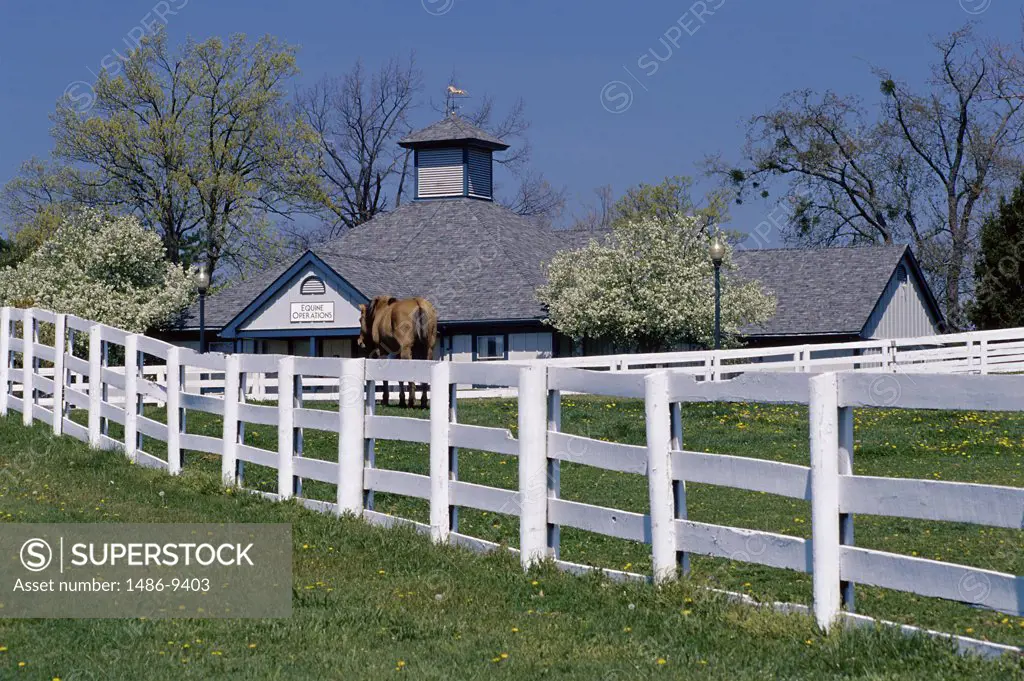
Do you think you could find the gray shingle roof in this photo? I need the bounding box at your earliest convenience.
[399,115,509,150]
[180,211,934,340]
[315,199,568,321]
[732,244,914,337]
[180,198,573,329]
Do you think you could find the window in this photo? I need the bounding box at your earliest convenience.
[896,264,908,286]
[475,334,505,361]
[300,275,326,295]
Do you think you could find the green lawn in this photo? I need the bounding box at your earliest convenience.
[0,399,1021,679]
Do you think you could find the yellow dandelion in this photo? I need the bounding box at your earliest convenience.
[657,657,667,665]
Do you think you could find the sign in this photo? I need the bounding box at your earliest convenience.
[290,302,334,323]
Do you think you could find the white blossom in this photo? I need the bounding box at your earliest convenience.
[0,210,196,332]
[538,214,776,351]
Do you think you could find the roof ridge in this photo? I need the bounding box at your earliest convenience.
[735,243,909,253]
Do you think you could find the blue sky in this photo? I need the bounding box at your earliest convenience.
[0,0,1019,244]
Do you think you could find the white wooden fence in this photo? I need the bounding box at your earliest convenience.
[545,326,1024,376]
[21,321,1024,405]
[1,307,1022,658]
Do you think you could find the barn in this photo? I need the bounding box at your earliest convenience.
[165,114,945,359]
[735,245,944,346]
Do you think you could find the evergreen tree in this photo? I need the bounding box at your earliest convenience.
[970,175,1024,330]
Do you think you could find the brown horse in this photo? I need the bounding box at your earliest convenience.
[357,296,438,407]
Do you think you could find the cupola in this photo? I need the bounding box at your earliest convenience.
[399,114,509,201]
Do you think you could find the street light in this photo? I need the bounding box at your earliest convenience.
[709,239,726,350]
[195,264,211,354]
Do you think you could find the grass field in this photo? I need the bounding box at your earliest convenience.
[0,398,1021,679]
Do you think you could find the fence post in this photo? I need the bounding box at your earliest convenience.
[22,308,35,427]
[338,358,366,515]
[222,354,241,486]
[0,307,10,416]
[448,379,460,533]
[363,371,376,510]
[165,347,183,475]
[52,314,66,436]
[88,324,103,447]
[838,403,855,611]
[518,363,548,568]
[644,370,677,583]
[810,372,841,630]
[979,339,989,375]
[123,333,139,462]
[545,387,561,559]
[277,356,296,500]
[670,400,689,575]
[429,360,452,544]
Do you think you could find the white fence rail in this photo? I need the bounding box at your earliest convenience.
[1,307,1022,658]
[545,327,1024,377]
[18,320,1024,406]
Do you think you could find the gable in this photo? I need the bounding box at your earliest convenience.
[861,255,943,339]
[220,253,368,337]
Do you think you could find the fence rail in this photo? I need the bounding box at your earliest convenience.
[1,307,1022,658]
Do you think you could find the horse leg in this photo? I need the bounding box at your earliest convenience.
[421,337,436,408]
[382,380,390,407]
[419,337,432,405]
[399,345,414,408]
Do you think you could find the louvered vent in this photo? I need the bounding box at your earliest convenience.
[300,275,326,295]
[467,148,492,199]
[896,264,908,286]
[417,148,465,198]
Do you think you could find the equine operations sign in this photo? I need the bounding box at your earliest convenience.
[290,302,334,323]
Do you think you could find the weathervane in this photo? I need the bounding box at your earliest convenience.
[446,84,468,117]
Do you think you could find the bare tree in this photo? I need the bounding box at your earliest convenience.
[569,184,615,231]
[298,54,421,239]
[711,27,1024,329]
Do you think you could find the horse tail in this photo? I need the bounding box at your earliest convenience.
[412,300,429,344]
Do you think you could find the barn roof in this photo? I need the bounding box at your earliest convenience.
[732,244,942,337]
[179,199,574,330]
[399,115,510,150]
[179,215,942,339]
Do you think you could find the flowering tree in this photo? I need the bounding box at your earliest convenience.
[538,214,775,351]
[0,210,195,332]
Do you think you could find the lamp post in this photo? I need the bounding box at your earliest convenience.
[195,264,211,354]
[709,239,725,350]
